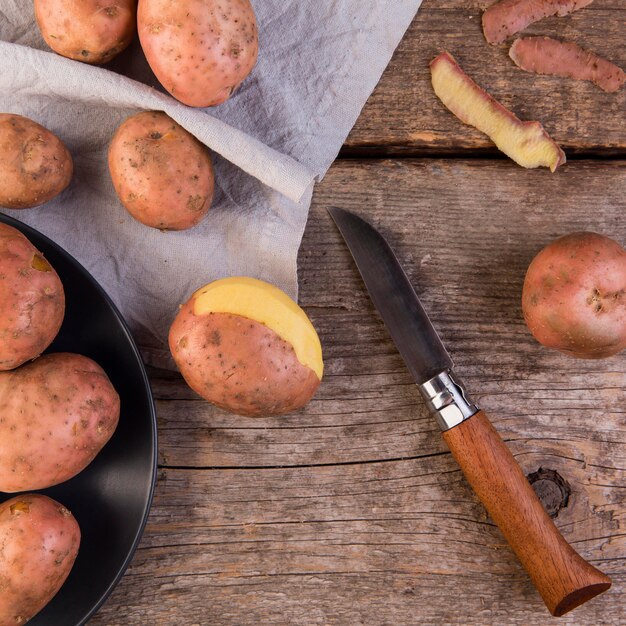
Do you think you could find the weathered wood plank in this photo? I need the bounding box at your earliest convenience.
[89,458,624,625]
[345,0,626,155]
[89,159,625,624]
[92,161,626,626]
[154,160,626,470]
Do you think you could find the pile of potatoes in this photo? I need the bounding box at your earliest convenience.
[0,113,325,420]
[0,3,328,420]
[0,11,324,417]
[34,0,258,108]
[1,0,260,230]
[0,223,120,625]
[0,110,216,232]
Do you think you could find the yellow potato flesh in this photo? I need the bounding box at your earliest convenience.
[193,277,323,380]
[431,52,565,172]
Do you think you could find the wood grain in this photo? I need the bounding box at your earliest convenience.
[443,411,611,616]
[344,0,626,155]
[156,160,626,470]
[89,458,624,625]
[90,159,625,624]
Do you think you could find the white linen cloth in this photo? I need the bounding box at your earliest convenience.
[0,1,422,366]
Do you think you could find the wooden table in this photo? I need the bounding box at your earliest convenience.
[91,2,625,623]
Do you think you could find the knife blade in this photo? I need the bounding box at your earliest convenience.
[328,206,476,430]
[328,206,611,616]
[328,206,452,384]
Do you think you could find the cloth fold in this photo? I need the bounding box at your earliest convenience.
[0,0,422,367]
[0,42,315,204]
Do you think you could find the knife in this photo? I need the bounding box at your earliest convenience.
[328,206,611,616]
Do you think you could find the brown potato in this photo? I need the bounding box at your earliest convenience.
[108,111,215,230]
[169,277,323,417]
[138,0,258,107]
[0,223,65,370]
[0,353,120,492]
[171,308,320,417]
[34,0,136,65]
[0,114,73,209]
[0,494,80,626]
[522,232,626,358]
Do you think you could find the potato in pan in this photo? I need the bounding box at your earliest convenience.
[0,353,120,492]
[0,494,81,626]
[0,223,65,370]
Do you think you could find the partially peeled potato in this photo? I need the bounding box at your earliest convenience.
[169,277,323,417]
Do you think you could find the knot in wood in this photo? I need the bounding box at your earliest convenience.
[527,467,571,518]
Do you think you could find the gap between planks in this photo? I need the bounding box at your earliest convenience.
[157,449,452,472]
[337,148,626,161]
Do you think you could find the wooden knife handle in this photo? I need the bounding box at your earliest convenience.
[442,410,611,616]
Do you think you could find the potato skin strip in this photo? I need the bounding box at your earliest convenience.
[483,0,594,45]
[510,37,626,93]
[430,51,566,172]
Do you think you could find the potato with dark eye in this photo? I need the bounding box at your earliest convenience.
[108,111,215,231]
[0,223,65,370]
[522,232,626,359]
[169,277,324,417]
[34,0,136,65]
[0,114,73,209]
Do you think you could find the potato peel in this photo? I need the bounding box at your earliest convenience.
[510,37,626,93]
[482,0,594,45]
[430,51,566,172]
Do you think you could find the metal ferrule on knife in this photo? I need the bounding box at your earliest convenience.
[417,370,478,431]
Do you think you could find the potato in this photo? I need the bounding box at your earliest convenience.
[34,0,136,65]
[522,232,626,358]
[0,114,73,209]
[169,277,323,417]
[0,494,80,626]
[108,111,214,230]
[0,353,120,492]
[138,0,259,107]
[0,224,65,371]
